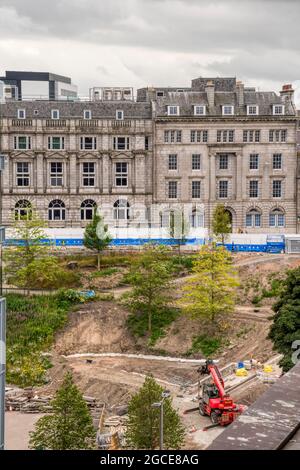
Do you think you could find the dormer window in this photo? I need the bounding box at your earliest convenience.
[156,91,164,98]
[51,109,59,120]
[17,109,26,119]
[116,110,124,120]
[247,105,259,116]
[168,105,180,116]
[273,104,284,115]
[222,105,234,116]
[84,110,91,120]
[194,105,206,116]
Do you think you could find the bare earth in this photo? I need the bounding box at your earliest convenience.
[7,253,300,450]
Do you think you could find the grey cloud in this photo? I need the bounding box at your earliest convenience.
[0,0,299,55]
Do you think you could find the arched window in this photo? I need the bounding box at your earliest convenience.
[246,209,261,228]
[48,199,66,221]
[269,209,285,227]
[81,199,96,220]
[189,209,204,228]
[113,199,130,220]
[15,199,32,220]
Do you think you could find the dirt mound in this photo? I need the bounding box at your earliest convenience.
[54,301,137,355]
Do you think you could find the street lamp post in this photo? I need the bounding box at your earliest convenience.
[152,390,171,450]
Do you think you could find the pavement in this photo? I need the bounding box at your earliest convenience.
[5,412,44,450]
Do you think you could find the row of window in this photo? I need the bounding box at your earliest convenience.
[167,153,284,171]
[14,199,286,228]
[164,129,287,143]
[167,179,283,199]
[166,104,285,116]
[15,199,130,221]
[15,161,129,187]
[17,109,126,121]
[13,135,145,151]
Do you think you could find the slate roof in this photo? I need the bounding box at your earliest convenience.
[0,100,152,119]
[154,90,295,117]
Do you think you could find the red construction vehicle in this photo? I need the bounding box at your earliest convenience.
[198,360,245,426]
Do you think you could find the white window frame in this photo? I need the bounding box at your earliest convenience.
[247,105,259,116]
[219,180,228,198]
[51,109,60,120]
[82,162,95,187]
[273,104,284,115]
[222,105,234,116]
[48,136,65,150]
[192,154,201,170]
[249,180,259,198]
[116,110,124,120]
[80,136,97,150]
[194,105,206,116]
[115,162,128,187]
[167,105,180,116]
[191,180,201,199]
[83,110,92,120]
[17,109,26,119]
[168,181,178,199]
[168,154,177,171]
[16,162,30,187]
[113,136,130,151]
[249,154,259,170]
[50,162,63,187]
[14,136,31,150]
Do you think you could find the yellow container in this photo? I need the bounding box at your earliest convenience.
[236,368,248,376]
[263,365,273,373]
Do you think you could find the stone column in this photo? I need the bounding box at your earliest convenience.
[69,153,77,194]
[262,161,270,200]
[209,153,216,201]
[102,154,110,194]
[36,153,44,193]
[236,153,243,200]
[135,154,145,194]
[1,154,10,194]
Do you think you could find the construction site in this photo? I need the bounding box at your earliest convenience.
[4,252,300,450]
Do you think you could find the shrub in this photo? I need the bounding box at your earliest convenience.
[187,335,221,357]
[91,267,120,277]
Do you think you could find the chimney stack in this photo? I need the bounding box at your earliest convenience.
[280,84,294,103]
[236,80,244,107]
[205,80,215,110]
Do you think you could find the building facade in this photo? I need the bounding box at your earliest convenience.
[0,77,298,234]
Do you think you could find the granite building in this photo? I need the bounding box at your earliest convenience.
[0,77,298,234]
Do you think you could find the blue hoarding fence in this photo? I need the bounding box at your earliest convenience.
[4,237,285,252]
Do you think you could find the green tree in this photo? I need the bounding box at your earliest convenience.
[29,372,96,450]
[212,204,231,244]
[168,210,190,254]
[16,257,78,289]
[180,245,239,329]
[123,245,172,335]
[125,375,185,449]
[268,267,300,372]
[4,211,49,288]
[83,210,112,270]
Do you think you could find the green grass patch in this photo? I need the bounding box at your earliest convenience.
[126,307,180,346]
[6,293,78,387]
[187,335,221,357]
[91,267,120,277]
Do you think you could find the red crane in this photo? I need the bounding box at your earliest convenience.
[198,360,245,426]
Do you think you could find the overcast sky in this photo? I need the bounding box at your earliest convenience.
[0,0,300,103]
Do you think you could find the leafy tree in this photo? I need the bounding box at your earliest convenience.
[4,212,49,288]
[268,267,300,372]
[180,245,239,329]
[83,210,112,270]
[125,375,185,449]
[212,204,231,244]
[29,372,96,450]
[15,257,78,289]
[123,245,172,335]
[168,210,190,254]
